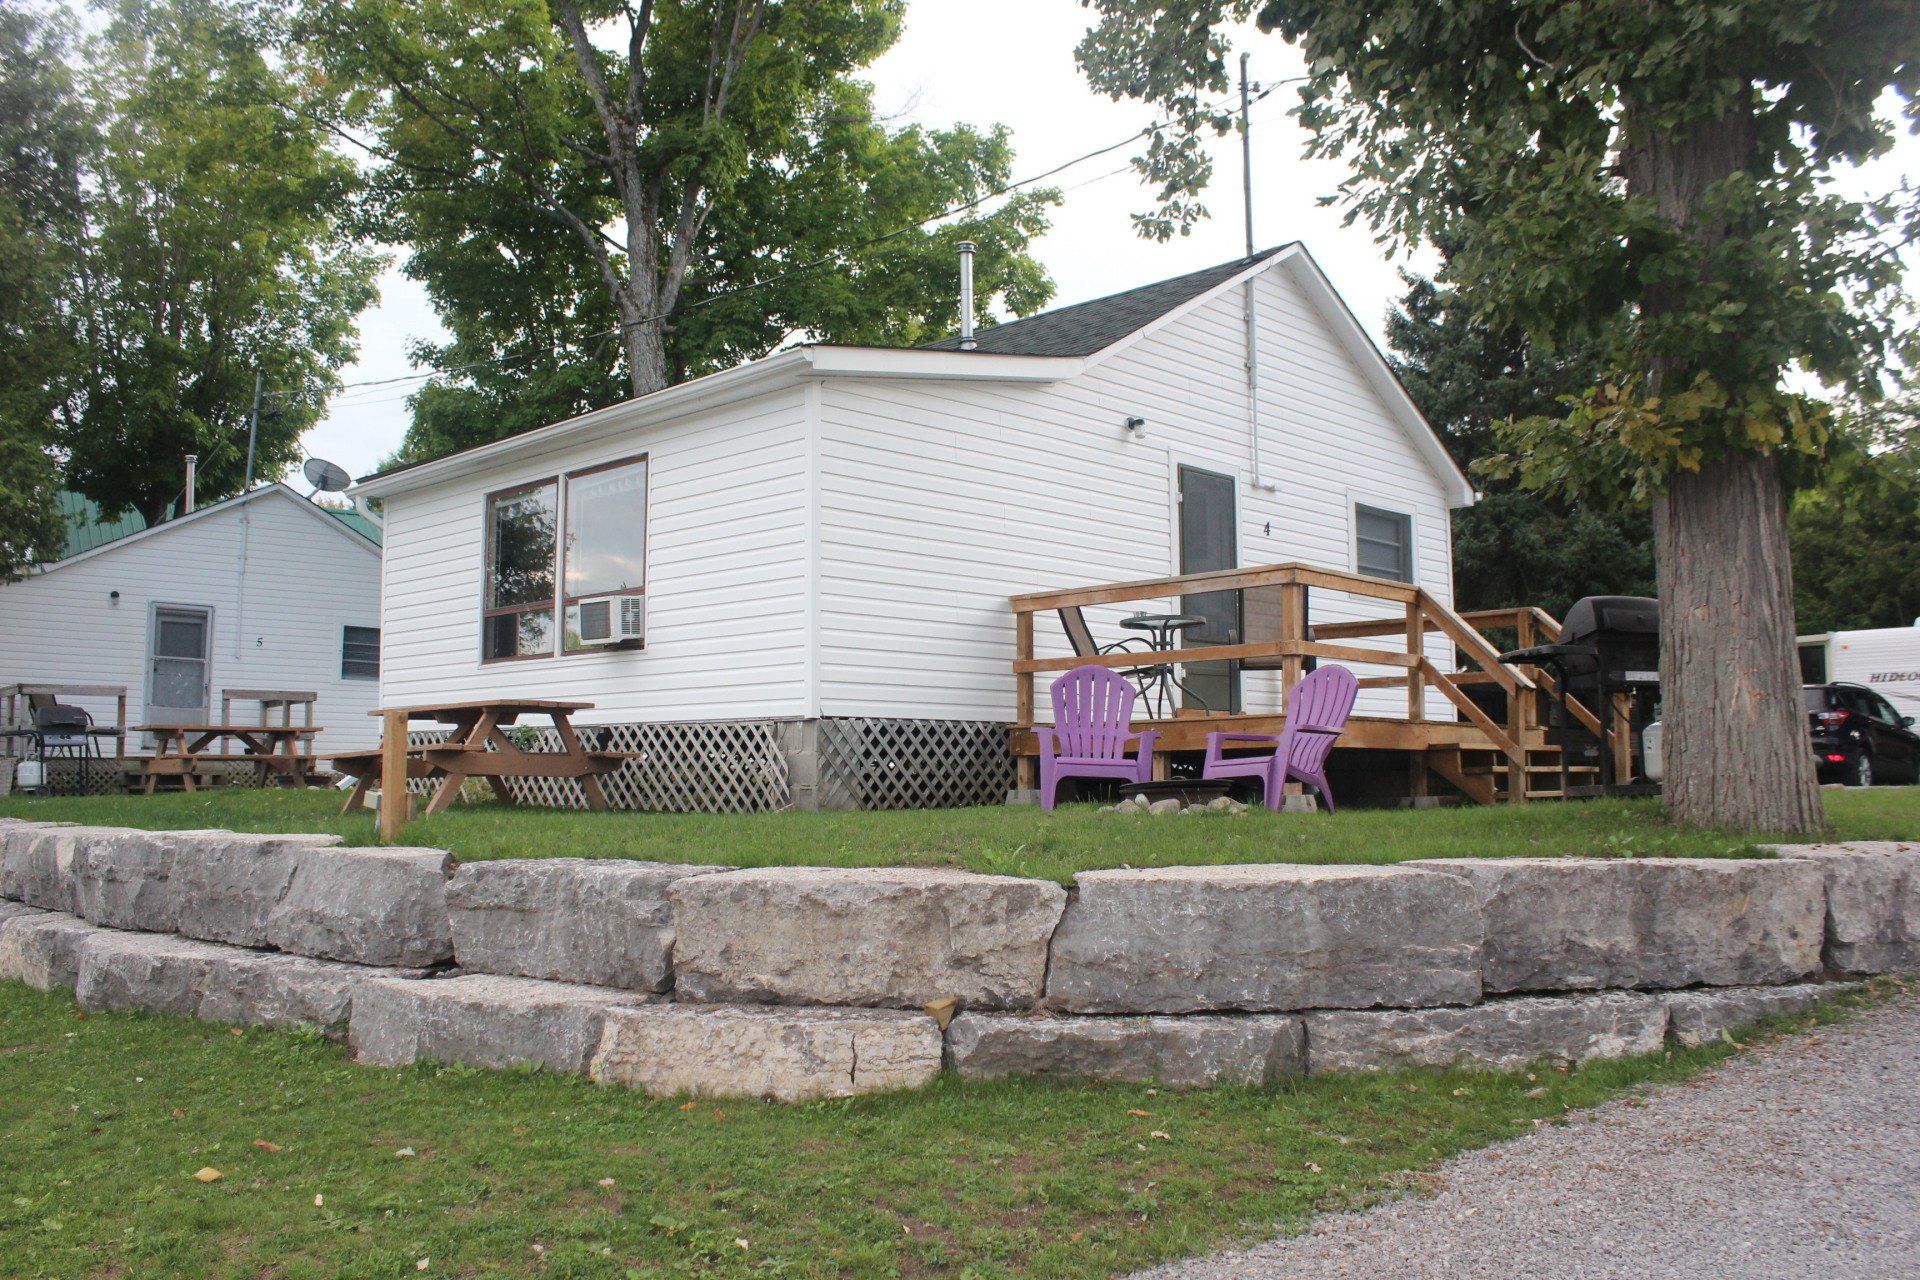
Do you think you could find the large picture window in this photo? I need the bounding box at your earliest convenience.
[562,457,648,653]
[479,458,647,662]
[483,481,558,661]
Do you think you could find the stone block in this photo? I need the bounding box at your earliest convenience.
[1663,982,1860,1047]
[0,911,104,991]
[1303,992,1669,1073]
[266,846,455,967]
[1045,864,1482,1014]
[1760,843,1920,975]
[168,831,345,948]
[348,974,639,1073]
[74,930,238,1017]
[1415,857,1824,992]
[1,824,104,912]
[591,1003,943,1102]
[447,858,725,991]
[670,867,1066,1009]
[947,1012,1305,1088]
[71,829,217,932]
[197,952,422,1040]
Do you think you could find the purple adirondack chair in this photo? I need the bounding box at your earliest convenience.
[1036,665,1161,811]
[1201,664,1358,812]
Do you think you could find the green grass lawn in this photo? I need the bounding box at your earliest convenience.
[4,787,1919,884]
[1,981,1895,1280]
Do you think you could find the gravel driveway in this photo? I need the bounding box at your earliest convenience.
[1131,989,1920,1280]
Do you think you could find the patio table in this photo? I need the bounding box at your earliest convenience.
[336,699,623,838]
[134,723,320,793]
[1119,612,1209,718]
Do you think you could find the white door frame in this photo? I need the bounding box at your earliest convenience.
[145,602,215,728]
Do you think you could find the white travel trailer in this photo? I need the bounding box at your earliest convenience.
[1799,622,1920,721]
[353,244,1524,811]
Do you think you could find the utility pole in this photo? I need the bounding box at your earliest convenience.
[243,368,263,491]
[1239,51,1255,258]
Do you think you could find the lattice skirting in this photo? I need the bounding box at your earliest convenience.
[816,718,1014,811]
[400,718,1011,813]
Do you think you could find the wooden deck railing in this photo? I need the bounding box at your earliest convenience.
[1008,563,1542,788]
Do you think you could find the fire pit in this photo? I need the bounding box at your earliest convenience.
[1117,780,1234,808]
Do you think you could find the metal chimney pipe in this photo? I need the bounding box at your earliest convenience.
[184,454,198,514]
[957,240,977,351]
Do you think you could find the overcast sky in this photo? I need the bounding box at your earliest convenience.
[292,1,1918,490]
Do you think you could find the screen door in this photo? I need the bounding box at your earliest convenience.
[1178,465,1241,713]
[148,606,212,727]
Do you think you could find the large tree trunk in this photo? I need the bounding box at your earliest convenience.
[1653,452,1821,830]
[1622,106,1823,833]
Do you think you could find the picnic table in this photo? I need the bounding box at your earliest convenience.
[333,699,623,838]
[134,723,321,793]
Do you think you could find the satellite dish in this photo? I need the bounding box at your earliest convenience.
[303,457,353,493]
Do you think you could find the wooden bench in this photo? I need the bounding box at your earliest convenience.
[135,723,323,793]
[339,700,625,827]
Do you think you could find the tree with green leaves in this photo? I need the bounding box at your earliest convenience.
[0,5,87,577]
[1386,272,1654,619]
[298,0,1055,459]
[1790,388,1920,636]
[1080,1,1919,831]
[54,0,379,527]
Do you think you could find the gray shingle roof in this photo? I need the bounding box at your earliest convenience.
[922,247,1287,357]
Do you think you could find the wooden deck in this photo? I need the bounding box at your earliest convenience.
[1009,563,1625,805]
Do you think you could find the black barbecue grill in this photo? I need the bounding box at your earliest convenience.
[1499,595,1661,794]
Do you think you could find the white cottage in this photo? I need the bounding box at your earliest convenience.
[0,484,385,765]
[354,245,1492,810]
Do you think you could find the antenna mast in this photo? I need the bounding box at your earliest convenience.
[1239,52,1255,257]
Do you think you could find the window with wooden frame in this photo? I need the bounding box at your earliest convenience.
[561,456,648,653]
[482,480,558,661]
[1354,503,1414,583]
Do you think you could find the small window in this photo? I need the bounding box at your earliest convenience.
[1355,504,1413,582]
[341,626,380,680]
[483,481,558,660]
[562,457,647,652]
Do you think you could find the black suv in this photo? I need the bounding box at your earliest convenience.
[1807,683,1920,786]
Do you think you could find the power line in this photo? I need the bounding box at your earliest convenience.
[274,76,1302,403]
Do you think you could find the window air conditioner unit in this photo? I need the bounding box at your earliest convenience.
[576,596,645,646]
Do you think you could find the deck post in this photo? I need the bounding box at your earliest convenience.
[1404,601,1425,723]
[1279,581,1307,711]
[378,709,409,840]
[1014,611,1037,791]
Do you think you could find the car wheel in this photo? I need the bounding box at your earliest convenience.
[1850,752,1874,788]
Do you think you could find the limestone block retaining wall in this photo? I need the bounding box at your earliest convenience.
[1,820,1913,1102]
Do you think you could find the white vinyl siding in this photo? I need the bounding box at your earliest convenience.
[815,264,1458,723]
[0,491,383,751]
[376,385,812,723]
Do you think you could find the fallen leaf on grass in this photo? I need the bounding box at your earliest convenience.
[394,1147,416,1159]
[1149,1131,1171,1141]
[679,1101,698,1112]
[597,1178,616,1188]
[415,1258,430,1271]
[253,1140,283,1153]
[228,1028,243,1037]
[192,1168,222,1183]
[1126,1109,1151,1118]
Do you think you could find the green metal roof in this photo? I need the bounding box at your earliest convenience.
[55,491,159,557]
[53,489,381,562]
